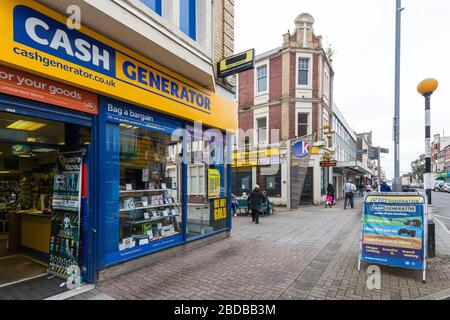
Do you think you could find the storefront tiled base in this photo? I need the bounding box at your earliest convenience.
[98,231,230,281]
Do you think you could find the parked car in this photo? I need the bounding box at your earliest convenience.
[434,181,445,192]
[443,183,450,193]
[402,185,417,192]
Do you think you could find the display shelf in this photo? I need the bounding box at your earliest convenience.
[120,189,177,194]
[121,214,180,225]
[120,203,180,212]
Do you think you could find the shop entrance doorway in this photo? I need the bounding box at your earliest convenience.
[0,111,91,294]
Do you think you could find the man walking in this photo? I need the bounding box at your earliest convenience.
[247,185,266,224]
[344,179,357,209]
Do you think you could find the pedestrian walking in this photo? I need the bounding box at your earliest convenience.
[380,181,392,192]
[344,179,357,209]
[358,183,365,197]
[247,185,267,224]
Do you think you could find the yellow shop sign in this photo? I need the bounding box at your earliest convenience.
[0,0,237,131]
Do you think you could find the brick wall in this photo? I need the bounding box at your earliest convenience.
[290,52,296,97]
[269,104,281,143]
[269,56,282,101]
[238,69,254,108]
[213,0,235,86]
[312,53,319,98]
[213,0,234,65]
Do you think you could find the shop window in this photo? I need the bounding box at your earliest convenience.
[139,0,162,16]
[297,113,309,137]
[180,0,197,40]
[118,127,182,252]
[186,127,227,239]
[232,168,252,197]
[264,171,281,197]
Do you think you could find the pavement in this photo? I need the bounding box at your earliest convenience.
[67,197,450,300]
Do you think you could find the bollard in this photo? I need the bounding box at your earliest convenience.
[428,221,435,258]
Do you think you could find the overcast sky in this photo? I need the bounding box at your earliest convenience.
[235,0,450,179]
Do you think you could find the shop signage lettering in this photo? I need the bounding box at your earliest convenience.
[0,65,98,114]
[212,198,227,221]
[292,141,310,158]
[320,160,337,167]
[210,197,228,231]
[233,149,281,167]
[360,195,426,271]
[0,0,237,131]
[122,61,211,111]
[105,99,181,134]
[14,5,115,77]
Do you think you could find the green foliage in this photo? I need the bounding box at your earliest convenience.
[411,154,426,182]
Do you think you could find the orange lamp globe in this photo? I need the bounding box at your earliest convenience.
[417,78,439,96]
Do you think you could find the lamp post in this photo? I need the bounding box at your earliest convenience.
[393,0,404,192]
[417,78,438,258]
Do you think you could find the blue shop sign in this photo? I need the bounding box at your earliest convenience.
[103,98,182,133]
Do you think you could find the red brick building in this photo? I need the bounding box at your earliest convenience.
[234,13,336,205]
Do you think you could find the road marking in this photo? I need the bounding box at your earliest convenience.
[434,214,450,221]
[434,218,450,235]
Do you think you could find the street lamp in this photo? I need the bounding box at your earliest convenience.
[417,77,438,258]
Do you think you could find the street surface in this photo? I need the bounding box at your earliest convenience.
[431,190,450,232]
[71,198,450,300]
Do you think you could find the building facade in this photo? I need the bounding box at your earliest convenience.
[235,13,335,206]
[432,134,450,181]
[0,0,237,284]
[355,132,376,187]
[332,105,361,199]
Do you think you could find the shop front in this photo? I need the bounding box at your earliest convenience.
[232,148,285,203]
[0,0,237,284]
[0,65,97,287]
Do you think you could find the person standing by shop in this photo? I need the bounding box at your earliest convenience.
[344,179,357,209]
[247,185,266,224]
[327,183,335,207]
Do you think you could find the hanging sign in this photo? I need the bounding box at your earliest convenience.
[217,49,255,78]
[292,141,311,158]
[320,160,337,167]
[359,194,427,281]
[48,151,84,280]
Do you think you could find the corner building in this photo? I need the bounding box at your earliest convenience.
[0,0,237,284]
[236,13,335,206]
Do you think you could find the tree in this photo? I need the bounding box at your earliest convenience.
[411,154,425,182]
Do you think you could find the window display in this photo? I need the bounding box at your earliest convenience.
[118,127,181,251]
[186,125,227,238]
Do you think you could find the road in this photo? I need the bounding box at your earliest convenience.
[431,190,450,233]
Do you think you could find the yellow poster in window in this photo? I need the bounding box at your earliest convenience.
[208,169,221,198]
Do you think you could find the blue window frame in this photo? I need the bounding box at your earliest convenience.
[180,0,197,40]
[140,0,162,16]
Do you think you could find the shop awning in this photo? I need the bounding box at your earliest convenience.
[336,161,374,176]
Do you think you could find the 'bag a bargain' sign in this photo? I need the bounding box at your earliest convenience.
[0,0,237,131]
[361,195,426,270]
